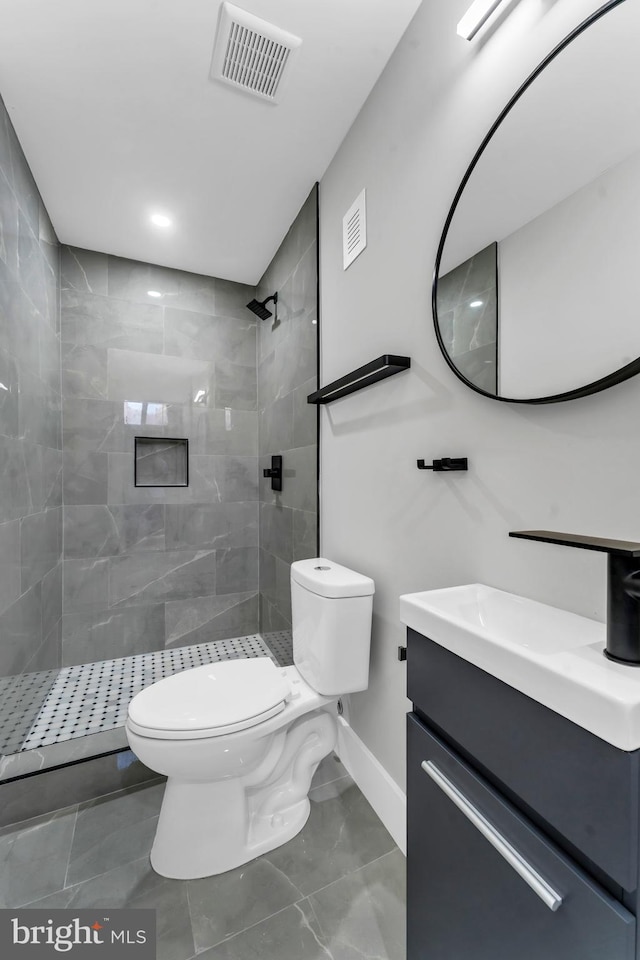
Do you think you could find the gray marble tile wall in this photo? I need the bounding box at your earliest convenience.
[257,186,318,631]
[437,242,498,395]
[60,248,260,664]
[0,96,62,679]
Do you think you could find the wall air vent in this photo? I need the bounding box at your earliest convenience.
[210,2,302,104]
[343,189,367,270]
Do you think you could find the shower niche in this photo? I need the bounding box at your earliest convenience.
[134,437,189,487]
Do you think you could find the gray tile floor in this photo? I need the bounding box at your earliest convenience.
[0,755,406,960]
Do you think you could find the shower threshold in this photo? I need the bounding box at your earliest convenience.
[0,631,293,784]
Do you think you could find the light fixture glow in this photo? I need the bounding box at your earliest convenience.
[457,0,505,40]
[470,300,484,308]
[150,213,172,228]
[147,290,162,298]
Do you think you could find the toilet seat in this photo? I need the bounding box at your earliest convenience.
[127,657,291,741]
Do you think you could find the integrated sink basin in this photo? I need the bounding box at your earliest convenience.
[400,584,640,751]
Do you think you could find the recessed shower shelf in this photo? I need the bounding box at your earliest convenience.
[134,436,188,487]
[307,354,411,404]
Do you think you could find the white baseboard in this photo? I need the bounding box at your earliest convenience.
[336,716,406,854]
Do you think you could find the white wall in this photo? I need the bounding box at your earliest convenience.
[500,149,640,397]
[319,0,639,793]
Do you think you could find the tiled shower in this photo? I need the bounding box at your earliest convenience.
[0,91,318,807]
[257,189,319,633]
[60,247,261,663]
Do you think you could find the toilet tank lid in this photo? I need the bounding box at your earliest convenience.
[291,558,375,599]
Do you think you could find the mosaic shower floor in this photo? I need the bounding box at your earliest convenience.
[0,631,294,773]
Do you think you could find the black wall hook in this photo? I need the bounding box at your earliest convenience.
[417,457,468,472]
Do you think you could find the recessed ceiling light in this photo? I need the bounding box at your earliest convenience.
[147,290,162,298]
[150,213,172,228]
[470,300,483,308]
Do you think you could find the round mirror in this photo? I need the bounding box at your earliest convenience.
[433,0,640,403]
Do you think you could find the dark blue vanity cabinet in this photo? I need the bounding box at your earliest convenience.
[406,628,640,960]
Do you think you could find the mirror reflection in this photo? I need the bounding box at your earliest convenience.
[434,0,640,402]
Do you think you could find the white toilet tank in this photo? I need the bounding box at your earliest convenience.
[290,558,375,696]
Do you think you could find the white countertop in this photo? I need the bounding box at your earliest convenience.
[400,583,640,751]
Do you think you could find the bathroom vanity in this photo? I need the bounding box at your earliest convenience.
[402,586,640,960]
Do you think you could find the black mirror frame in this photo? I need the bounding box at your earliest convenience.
[432,0,640,405]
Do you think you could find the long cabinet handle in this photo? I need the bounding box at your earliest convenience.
[421,760,563,912]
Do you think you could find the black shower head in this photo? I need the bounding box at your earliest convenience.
[246,292,278,321]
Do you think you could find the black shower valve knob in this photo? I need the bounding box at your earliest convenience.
[263,455,283,492]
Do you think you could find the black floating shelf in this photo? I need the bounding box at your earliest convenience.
[307,355,411,405]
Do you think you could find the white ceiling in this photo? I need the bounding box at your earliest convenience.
[0,0,421,283]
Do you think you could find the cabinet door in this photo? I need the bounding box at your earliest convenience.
[407,714,635,960]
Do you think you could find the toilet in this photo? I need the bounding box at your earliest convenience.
[125,558,374,879]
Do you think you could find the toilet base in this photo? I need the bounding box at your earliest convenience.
[148,709,336,879]
[150,791,311,879]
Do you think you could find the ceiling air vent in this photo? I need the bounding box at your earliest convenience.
[210,2,302,104]
[343,189,367,270]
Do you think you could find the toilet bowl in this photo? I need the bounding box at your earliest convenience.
[126,558,374,879]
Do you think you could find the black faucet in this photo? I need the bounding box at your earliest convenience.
[509,530,640,666]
